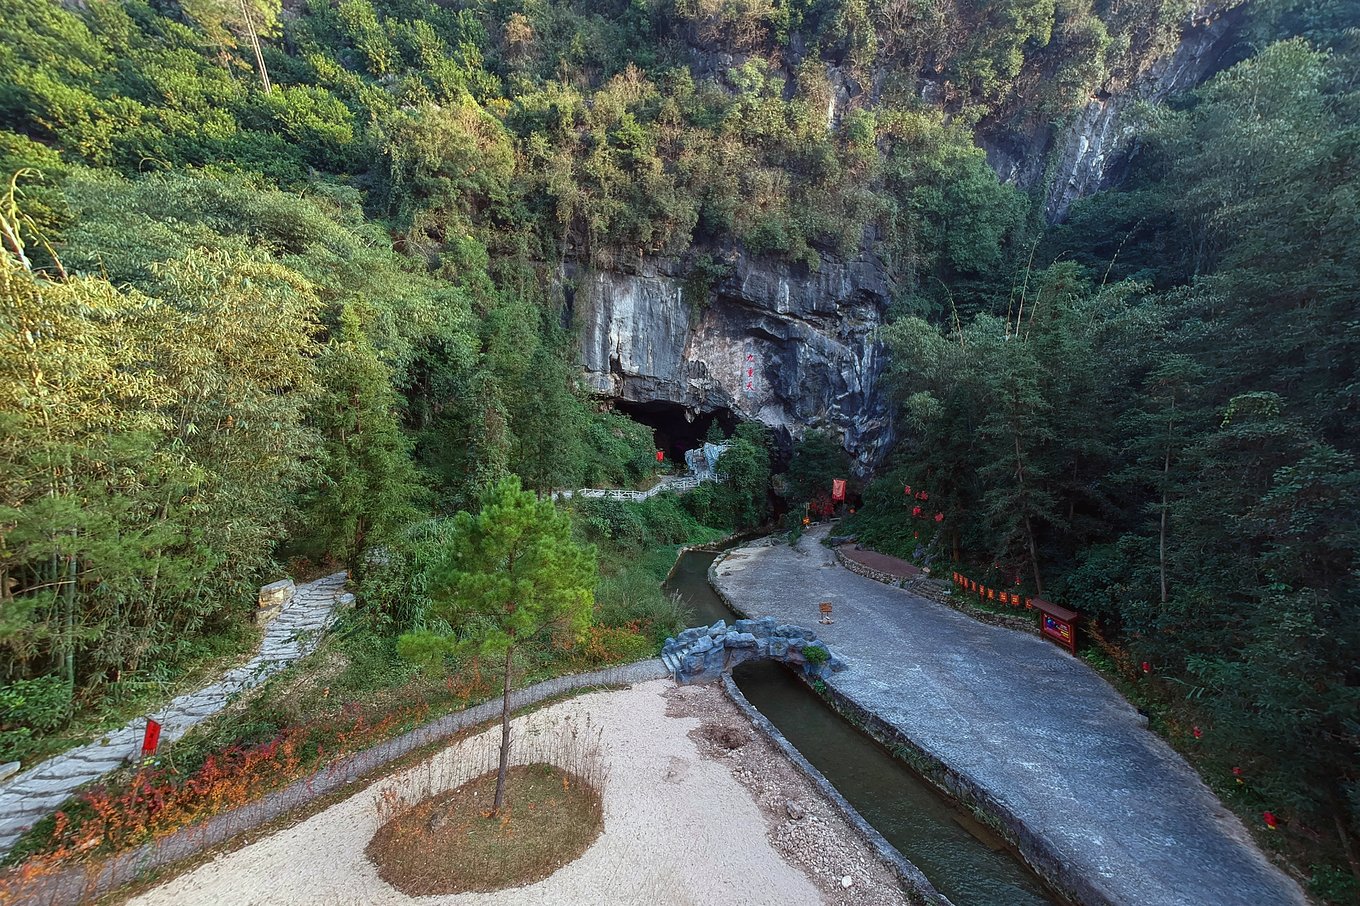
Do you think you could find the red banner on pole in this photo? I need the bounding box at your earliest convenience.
[831,478,846,502]
[141,718,162,757]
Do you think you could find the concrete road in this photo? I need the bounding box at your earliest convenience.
[712,527,1308,906]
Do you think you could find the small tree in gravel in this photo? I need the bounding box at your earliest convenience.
[399,477,595,815]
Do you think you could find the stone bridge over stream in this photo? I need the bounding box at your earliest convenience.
[661,617,848,684]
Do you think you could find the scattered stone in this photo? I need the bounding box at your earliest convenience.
[0,762,20,784]
[425,806,451,834]
[674,683,910,906]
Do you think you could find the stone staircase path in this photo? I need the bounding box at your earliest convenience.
[0,572,353,856]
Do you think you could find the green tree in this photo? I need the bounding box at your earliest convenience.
[298,305,424,571]
[714,423,771,530]
[784,430,851,504]
[180,0,282,91]
[400,477,596,814]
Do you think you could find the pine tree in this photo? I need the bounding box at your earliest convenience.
[400,477,595,814]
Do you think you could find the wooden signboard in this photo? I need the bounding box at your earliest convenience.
[1035,599,1080,654]
[818,602,834,624]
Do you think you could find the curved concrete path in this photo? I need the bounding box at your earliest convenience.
[0,572,352,856]
[712,527,1308,906]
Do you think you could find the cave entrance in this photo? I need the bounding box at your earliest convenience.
[613,401,736,467]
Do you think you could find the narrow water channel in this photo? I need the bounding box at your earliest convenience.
[664,549,1058,906]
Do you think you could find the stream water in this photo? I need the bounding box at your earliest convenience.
[664,549,1058,906]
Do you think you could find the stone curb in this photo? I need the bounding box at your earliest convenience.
[0,660,669,906]
[720,673,952,906]
[708,547,1088,906]
[830,546,1039,635]
[832,545,918,587]
[659,528,769,584]
[807,677,1091,906]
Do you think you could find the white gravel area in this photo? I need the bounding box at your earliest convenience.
[127,679,910,906]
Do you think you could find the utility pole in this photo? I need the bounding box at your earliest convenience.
[237,0,272,92]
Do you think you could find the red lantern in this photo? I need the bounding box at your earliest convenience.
[921,491,929,501]
[1192,726,1203,739]
[1233,767,1244,784]
[655,450,664,463]
[913,531,919,539]
[1263,811,1278,830]
[934,512,944,522]
[912,506,922,517]
[904,485,912,495]
[1141,661,1151,675]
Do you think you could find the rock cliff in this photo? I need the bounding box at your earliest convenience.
[568,250,892,470]
[983,1,1245,221]
[571,3,1244,460]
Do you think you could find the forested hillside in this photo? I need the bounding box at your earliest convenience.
[1,0,1356,896]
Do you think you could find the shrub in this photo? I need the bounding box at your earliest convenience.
[575,625,654,665]
[0,677,70,764]
[358,517,461,631]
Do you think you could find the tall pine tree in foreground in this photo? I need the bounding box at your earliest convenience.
[400,477,595,814]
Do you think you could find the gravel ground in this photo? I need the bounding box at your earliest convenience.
[126,678,907,906]
[666,682,912,906]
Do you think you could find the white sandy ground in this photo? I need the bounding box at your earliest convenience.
[126,679,910,906]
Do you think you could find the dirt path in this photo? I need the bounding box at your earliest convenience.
[712,527,1308,906]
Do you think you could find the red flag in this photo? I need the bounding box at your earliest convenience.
[142,718,162,757]
[831,479,846,501]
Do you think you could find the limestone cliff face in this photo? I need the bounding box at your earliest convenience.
[983,1,1244,222]
[571,4,1244,461]
[569,251,891,470]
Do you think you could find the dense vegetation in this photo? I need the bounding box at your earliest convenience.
[841,8,1360,895]
[0,0,1355,896]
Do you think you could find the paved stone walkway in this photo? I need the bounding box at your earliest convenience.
[712,527,1308,906]
[0,572,352,856]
